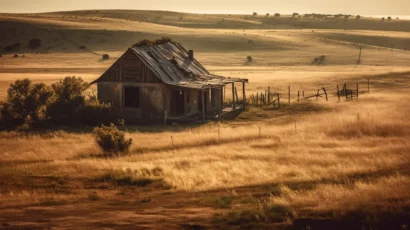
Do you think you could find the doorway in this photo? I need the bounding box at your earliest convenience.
[198,91,208,114]
[170,89,185,116]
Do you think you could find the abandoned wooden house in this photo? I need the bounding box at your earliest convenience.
[91,41,248,123]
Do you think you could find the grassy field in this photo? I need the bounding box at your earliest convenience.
[0,10,410,229]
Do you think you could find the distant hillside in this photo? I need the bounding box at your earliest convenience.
[1,10,410,56]
[42,10,410,31]
[1,10,409,31]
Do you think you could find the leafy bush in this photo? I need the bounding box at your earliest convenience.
[266,13,269,17]
[93,123,132,154]
[13,54,18,58]
[387,16,392,20]
[274,13,280,17]
[102,54,109,60]
[3,43,21,52]
[355,15,361,20]
[47,76,89,124]
[74,99,117,126]
[0,79,53,129]
[252,12,257,16]
[29,38,42,49]
[133,39,153,47]
[132,37,172,47]
[247,56,253,62]
[153,36,172,45]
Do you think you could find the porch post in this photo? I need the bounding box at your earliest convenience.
[242,81,246,109]
[232,82,236,110]
[184,90,188,115]
[201,90,205,122]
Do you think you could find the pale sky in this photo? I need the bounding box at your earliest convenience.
[0,0,409,15]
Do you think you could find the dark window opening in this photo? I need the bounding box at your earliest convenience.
[186,90,190,103]
[124,87,140,108]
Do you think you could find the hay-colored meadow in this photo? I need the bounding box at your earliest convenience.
[1,10,410,229]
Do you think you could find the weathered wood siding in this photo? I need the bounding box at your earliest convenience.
[98,49,161,83]
[98,82,166,122]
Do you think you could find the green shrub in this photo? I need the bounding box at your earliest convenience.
[132,37,172,47]
[133,39,153,47]
[0,79,53,129]
[3,43,21,52]
[153,36,172,45]
[74,99,117,126]
[93,123,132,155]
[47,76,89,124]
[29,38,42,49]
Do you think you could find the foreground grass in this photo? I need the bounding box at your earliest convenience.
[0,76,410,228]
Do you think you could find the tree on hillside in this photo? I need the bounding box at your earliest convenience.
[29,38,42,49]
[274,13,281,17]
[0,79,53,129]
[292,13,299,18]
[266,13,269,17]
[253,12,257,16]
[355,15,361,20]
[387,16,392,20]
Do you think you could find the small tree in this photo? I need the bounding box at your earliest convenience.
[292,13,299,18]
[102,54,109,60]
[381,17,385,22]
[29,38,42,49]
[247,56,253,62]
[387,16,392,20]
[47,76,89,124]
[93,123,132,155]
[253,12,257,16]
[0,79,53,129]
[355,15,361,20]
[266,13,270,17]
[274,13,281,17]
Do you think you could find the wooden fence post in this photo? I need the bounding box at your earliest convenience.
[288,85,291,104]
[268,87,271,103]
[256,92,259,105]
[164,110,167,126]
[297,91,300,103]
[278,94,281,108]
[345,84,348,101]
[316,89,319,100]
[356,83,359,99]
[302,91,305,97]
[367,78,370,94]
[323,87,328,101]
[337,85,340,102]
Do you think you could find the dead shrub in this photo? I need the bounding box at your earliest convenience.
[93,123,132,155]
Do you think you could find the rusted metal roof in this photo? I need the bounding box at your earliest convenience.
[93,42,247,89]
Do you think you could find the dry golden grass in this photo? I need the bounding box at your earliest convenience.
[1,10,410,228]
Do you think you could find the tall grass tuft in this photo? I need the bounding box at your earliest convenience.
[93,123,132,155]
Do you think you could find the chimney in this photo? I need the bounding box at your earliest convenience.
[188,50,194,60]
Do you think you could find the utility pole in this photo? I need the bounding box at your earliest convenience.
[358,46,363,64]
